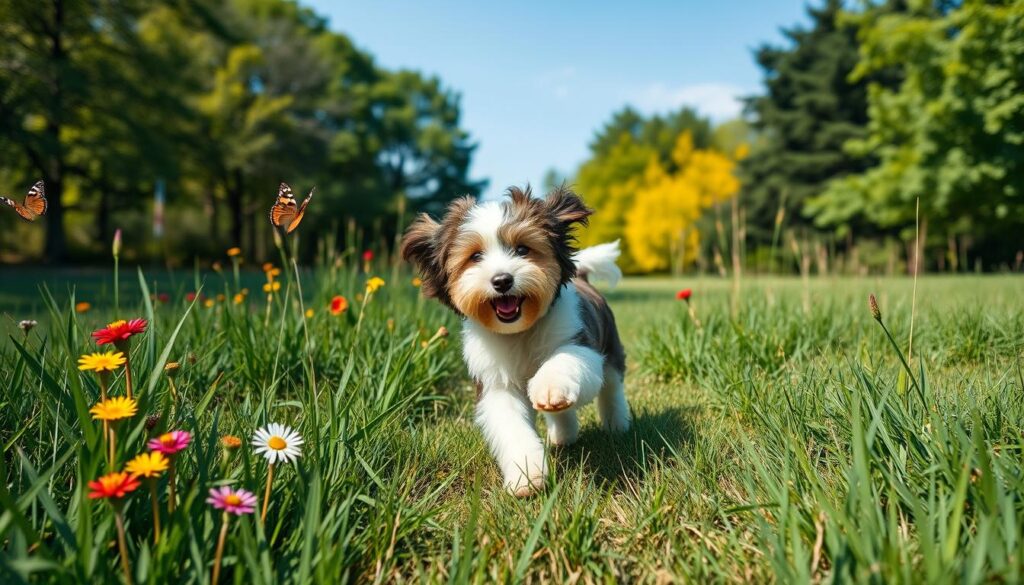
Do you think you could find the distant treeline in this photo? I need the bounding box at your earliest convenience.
[0,0,484,263]
[568,0,1023,274]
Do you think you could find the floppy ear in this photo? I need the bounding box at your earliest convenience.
[542,186,593,284]
[543,186,592,235]
[400,213,444,299]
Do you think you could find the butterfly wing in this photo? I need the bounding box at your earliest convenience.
[286,186,314,234]
[23,181,46,217]
[269,182,297,229]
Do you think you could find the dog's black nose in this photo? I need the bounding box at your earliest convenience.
[491,273,514,293]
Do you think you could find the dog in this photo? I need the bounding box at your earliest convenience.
[400,185,630,496]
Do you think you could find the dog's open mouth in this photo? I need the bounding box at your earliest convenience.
[491,295,524,323]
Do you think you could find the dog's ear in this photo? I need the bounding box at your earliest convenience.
[543,185,592,234]
[400,213,444,299]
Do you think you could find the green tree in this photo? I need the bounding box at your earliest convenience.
[809,0,1024,267]
[739,0,887,243]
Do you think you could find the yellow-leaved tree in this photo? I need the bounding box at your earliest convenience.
[624,132,740,272]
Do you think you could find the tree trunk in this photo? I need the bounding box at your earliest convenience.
[43,0,67,263]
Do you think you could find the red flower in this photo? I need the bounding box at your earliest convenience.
[186,292,197,302]
[362,250,374,262]
[88,472,141,500]
[329,295,349,315]
[92,319,148,346]
[676,289,692,301]
[158,293,170,304]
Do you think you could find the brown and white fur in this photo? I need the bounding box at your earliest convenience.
[401,186,630,496]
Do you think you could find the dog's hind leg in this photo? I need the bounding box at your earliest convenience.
[597,366,631,433]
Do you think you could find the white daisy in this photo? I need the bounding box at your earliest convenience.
[251,423,303,464]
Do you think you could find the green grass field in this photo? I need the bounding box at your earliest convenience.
[1,264,1022,583]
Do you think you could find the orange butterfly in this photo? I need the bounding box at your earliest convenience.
[268,182,314,233]
[1,180,46,221]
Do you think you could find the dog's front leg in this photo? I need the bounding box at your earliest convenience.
[527,345,604,445]
[475,386,547,497]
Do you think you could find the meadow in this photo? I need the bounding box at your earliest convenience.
[1,254,1022,583]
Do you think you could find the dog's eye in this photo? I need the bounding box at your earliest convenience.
[470,252,484,263]
[514,245,529,257]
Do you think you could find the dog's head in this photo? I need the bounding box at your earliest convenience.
[401,185,592,334]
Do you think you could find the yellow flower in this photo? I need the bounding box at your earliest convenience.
[366,277,386,294]
[90,396,138,421]
[125,451,169,478]
[78,351,126,373]
[203,299,215,308]
[262,282,281,293]
[233,293,245,305]
[164,361,180,378]
[267,267,281,279]
[411,277,422,287]
[305,309,314,318]
[75,302,91,313]
[226,247,241,257]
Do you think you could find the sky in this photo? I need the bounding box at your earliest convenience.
[306,0,810,198]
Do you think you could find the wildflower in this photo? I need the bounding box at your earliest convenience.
[204,299,215,308]
[112,228,122,258]
[676,289,692,301]
[164,362,180,377]
[267,267,281,279]
[262,262,274,273]
[78,351,126,373]
[262,282,281,293]
[88,471,140,500]
[252,423,303,522]
[207,487,257,516]
[226,247,241,257]
[869,294,881,321]
[216,293,226,302]
[221,435,242,449]
[329,295,348,315]
[186,292,198,303]
[148,430,192,455]
[92,319,148,346]
[252,423,303,465]
[362,250,374,262]
[411,277,422,287]
[145,413,162,430]
[365,277,385,294]
[241,288,249,295]
[305,308,314,318]
[208,487,257,585]
[18,319,37,334]
[90,397,138,422]
[157,293,170,304]
[88,471,137,583]
[212,261,223,272]
[233,293,245,305]
[75,301,91,313]
[125,452,169,478]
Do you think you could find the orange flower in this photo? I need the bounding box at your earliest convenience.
[329,295,349,315]
[75,302,91,313]
[88,472,141,499]
[226,247,241,257]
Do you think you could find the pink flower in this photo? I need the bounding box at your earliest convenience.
[148,430,192,455]
[206,486,257,515]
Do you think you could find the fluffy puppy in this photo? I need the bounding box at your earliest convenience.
[401,186,630,496]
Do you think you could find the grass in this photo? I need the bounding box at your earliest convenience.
[1,260,1022,583]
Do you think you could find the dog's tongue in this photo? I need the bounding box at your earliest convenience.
[495,296,519,316]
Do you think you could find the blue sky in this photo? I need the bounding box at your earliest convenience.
[306,0,809,198]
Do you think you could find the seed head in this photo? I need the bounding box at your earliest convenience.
[868,294,881,321]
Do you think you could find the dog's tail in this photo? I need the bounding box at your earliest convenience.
[574,240,622,287]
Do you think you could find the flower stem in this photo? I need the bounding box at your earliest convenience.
[261,463,274,523]
[167,463,177,515]
[149,480,161,544]
[123,353,134,400]
[114,507,133,585]
[211,512,230,585]
[109,425,117,467]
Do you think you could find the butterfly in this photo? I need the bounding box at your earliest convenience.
[268,182,314,233]
[1,180,46,221]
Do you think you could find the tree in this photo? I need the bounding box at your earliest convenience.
[738,0,885,243]
[809,0,1024,267]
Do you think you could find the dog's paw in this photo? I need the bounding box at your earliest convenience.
[528,375,578,413]
[504,466,546,498]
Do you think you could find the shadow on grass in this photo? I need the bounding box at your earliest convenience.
[552,405,699,486]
